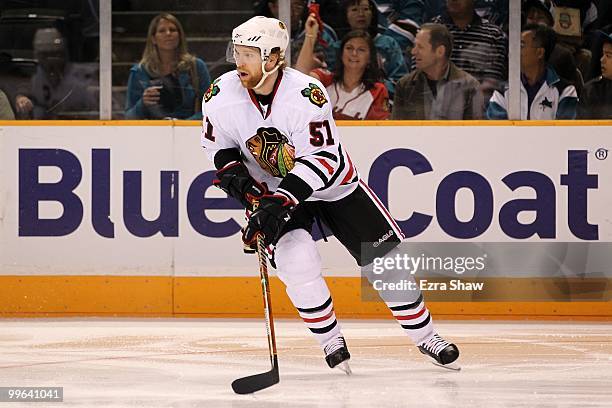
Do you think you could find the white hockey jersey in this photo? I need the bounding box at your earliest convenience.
[201,67,359,203]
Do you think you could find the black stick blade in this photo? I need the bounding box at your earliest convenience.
[231,366,279,394]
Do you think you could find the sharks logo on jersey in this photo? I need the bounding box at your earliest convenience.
[246,127,296,177]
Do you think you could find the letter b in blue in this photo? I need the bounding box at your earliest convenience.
[19,149,83,236]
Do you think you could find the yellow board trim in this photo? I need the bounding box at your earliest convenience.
[1,120,612,127]
[1,276,611,320]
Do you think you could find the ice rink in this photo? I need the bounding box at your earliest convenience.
[1,319,611,407]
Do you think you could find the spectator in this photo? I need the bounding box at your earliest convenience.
[524,0,554,26]
[579,30,612,119]
[487,24,577,119]
[327,0,408,97]
[296,21,390,119]
[430,0,507,98]
[125,13,211,120]
[423,0,445,21]
[375,0,425,51]
[588,23,612,80]
[523,0,583,96]
[14,28,98,120]
[255,0,338,47]
[550,1,598,80]
[552,1,598,43]
[0,89,15,119]
[255,0,308,33]
[425,0,509,29]
[262,0,339,68]
[310,0,344,35]
[393,23,483,119]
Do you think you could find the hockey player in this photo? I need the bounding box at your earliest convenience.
[201,16,459,371]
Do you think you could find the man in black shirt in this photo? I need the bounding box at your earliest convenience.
[579,30,612,119]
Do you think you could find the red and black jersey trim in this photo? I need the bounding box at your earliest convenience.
[319,144,346,190]
[247,70,284,119]
[340,153,355,185]
[296,297,333,313]
[313,151,338,162]
[295,158,330,185]
[389,294,423,311]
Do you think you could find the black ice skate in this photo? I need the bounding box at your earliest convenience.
[324,336,352,375]
[418,333,460,371]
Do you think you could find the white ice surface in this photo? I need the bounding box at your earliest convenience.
[1,319,611,407]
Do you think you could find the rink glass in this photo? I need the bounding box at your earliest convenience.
[1,2,609,120]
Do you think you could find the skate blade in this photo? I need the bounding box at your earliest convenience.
[432,361,461,371]
[336,361,352,376]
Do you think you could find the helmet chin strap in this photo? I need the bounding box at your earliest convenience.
[252,58,281,91]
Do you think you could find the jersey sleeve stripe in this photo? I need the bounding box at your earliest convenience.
[322,144,346,188]
[344,174,359,185]
[340,153,355,185]
[316,158,335,175]
[295,158,330,185]
[313,151,338,162]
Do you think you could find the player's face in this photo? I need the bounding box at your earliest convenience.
[412,30,437,71]
[234,45,264,88]
[346,0,372,30]
[342,37,370,71]
[153,19,179,52]
[601,43,612,80]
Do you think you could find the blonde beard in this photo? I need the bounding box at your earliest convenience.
[239,70,264,89]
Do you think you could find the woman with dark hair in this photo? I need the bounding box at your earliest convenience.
[125,13,211,119]
[297,19,390,120]
[325,0,408,97]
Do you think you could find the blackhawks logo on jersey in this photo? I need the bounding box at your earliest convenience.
[204,80,220,102]
[246,127,295,178]
[301,83,327,107]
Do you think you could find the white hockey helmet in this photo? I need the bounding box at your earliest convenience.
[231,16,289,62]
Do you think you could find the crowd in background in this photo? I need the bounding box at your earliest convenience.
[0,0,611,121]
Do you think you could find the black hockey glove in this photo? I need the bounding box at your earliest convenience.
[213,162,268,211]
[242,194,295,248]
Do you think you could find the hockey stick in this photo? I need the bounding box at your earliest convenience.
[231,233,279,394]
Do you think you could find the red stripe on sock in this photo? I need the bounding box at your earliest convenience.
[394,307,426,321]
[302,309,335,323]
